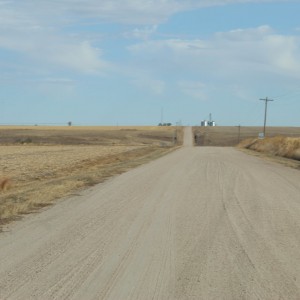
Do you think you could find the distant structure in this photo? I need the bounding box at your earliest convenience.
[201,113,216,127]
[158,123,172,126]
[201,120,208,127]
[201,120,216,127]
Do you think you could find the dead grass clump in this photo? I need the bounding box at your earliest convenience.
[238,136,300,161]
[237,138,257,149]
[0,178,12,191]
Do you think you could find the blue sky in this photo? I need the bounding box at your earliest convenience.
[0,0,300,126]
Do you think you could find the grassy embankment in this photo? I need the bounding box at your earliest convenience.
[238,136,300,161]
[193,126,300,168]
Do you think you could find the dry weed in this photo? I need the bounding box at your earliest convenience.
[0,178,12,191]
[238,136,300,161]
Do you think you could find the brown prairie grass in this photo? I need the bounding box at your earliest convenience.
[0,178,12,191]
[0,126,180,146]
[0,126,183,227]
[238,136,300,161]
[0,145,176,226]
[193,126,300,146]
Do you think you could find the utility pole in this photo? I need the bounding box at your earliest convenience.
[260,97,274,138]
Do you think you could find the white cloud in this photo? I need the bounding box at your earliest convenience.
[221,27,300,76]
[123,25,158,40]
[230,84,255,102]
[264,35,300,73]
[128,39,209,56]
[30,0,183,25]
[46,41,108,73]
[132,77,165,94]
[0,0,298,82]
[0,30,109,74]
[128,26,300,80]
[36,78,75,85]
[0,1,110,75]
[1,0,287,27]
[65,0,298,25]
[178,81,208,101]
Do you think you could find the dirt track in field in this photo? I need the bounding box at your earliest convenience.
[1,127,300,299]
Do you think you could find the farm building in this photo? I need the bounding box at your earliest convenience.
[201,120,216,127]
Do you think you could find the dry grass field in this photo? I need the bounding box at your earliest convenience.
[0,126,182,226]
[238,136,300,170]
[0,126,181,146]
[193,126,300,146]
[193,126,300,169]
[239,136,300,160]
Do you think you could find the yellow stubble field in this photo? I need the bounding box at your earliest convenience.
[0,126,182,225]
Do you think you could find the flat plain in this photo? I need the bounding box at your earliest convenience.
[0,126,181,224]
[193,126,300,146]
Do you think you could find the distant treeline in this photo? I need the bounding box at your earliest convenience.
[158,123,172,126]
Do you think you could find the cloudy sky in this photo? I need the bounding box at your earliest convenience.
[0,0,300,126]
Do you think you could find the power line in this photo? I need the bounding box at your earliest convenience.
[272,88,300,100]
[260,97,274,138]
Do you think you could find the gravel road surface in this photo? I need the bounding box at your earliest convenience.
[1,127,300,299]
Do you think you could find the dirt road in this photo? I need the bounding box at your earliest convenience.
[1,127,300,299]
